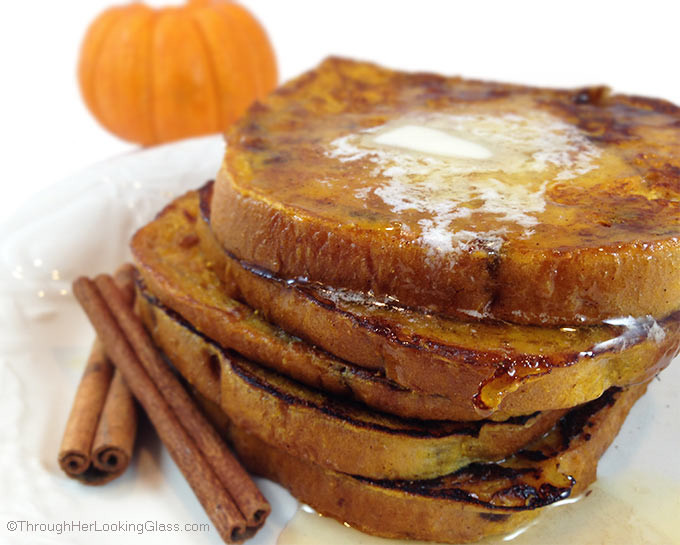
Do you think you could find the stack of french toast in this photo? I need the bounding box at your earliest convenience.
[130,58,680,543]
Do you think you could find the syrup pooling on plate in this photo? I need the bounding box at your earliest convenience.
[276,498,584,545]
[278,475,680,545]
[326,111,601,255]
[279,387,660,545]
[277,504,445,545]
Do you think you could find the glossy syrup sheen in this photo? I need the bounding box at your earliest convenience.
[197,183,680,415]
[226,58,680,254]
[276,389,677,543]
[236,247,680,413]
[271,385,669,545]
[278,475,680,545]
[200,181,679,363]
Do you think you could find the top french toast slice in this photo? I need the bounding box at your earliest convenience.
[211,57,680,325]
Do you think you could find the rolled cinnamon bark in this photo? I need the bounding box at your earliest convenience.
[73,275,261,542]
[95,273,270,530]
[92,369,137,475]
[58,265,139,485]
[58,339,113,480]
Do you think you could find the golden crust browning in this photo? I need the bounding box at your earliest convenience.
[200,383,647,543]
[215,233,679,415]
[211,57,680,325]
[203,187,680,415]
[132,189,680,419]
[125,56,678,541]
[131,190,510,421]
[138,291,567,480]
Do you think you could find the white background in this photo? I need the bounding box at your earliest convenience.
[2,0,680,225]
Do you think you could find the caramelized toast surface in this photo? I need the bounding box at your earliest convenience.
[132,189,680,418]
[196,378,647,543]
[132,190,499,421]
[202,187,679,414]
[211,57,680,325]
[138,291,566,480]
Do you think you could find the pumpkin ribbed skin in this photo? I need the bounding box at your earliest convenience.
[78,0,277,145]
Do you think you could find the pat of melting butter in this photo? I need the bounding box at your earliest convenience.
[326,112,601,256]
[373,124,493,160]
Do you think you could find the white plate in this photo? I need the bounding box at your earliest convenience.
[0,136,678,545]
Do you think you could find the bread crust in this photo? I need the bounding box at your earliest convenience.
[132,189,680,419]
[138,292,566,480]
[216,241,679,416]
[201,383,647,543]
[131,190,509,421]
[211,57,680,325]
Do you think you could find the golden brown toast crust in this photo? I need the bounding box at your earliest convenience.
[201,186,680,414]
[138,291,567,479]
[201,384,647,543]
[211,57,680,325]
[131,190,509,421]
[131,189,680,419]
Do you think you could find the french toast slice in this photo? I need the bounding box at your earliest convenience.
[177,186,676,417]
[224,384,645,543]
[132,190,501,422]
[212,239,680,416]
[138,290,566,480]
[210,57,680,325]
[194,374,647,543]
[131,188,680,419]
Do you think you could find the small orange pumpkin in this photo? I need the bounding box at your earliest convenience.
[78,0,277,145]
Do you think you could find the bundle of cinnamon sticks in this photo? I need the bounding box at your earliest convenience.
[61,264,269,543]
[58,341,138,484]
[59,267,138,484]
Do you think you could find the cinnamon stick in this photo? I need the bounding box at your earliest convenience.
[112,263,136,306]
[73,276,266,543]
[58,266,139,484]
[92,369,137,474]
[95,273,270,529]
[58,339,113,481]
